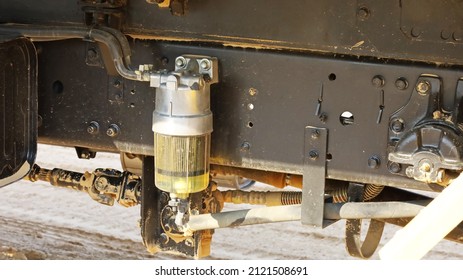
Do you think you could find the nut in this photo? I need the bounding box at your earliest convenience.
[416,80,431,95]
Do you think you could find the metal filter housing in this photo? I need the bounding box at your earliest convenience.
[151,55,218,197]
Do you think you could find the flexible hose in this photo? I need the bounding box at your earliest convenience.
[0,24,138,80]
[330,184,384,203]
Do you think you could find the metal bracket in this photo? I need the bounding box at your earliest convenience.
[301,126,327,227]
[345,182,385,259]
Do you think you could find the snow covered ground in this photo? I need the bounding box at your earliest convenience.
[0,144,462,260]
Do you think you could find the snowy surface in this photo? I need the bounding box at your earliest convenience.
[0,144,462,259]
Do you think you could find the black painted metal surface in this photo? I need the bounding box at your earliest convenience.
[2,1,463,192]
[0,38,37,187]
[1,1,463,65]
[34,39,463,190]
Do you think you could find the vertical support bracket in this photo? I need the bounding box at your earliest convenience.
[301,126,328,227]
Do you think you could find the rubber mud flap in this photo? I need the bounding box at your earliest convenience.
[0,38,37,187]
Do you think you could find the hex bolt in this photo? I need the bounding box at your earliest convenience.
[200,59,211,70]
[309,150,319,160]
[368,156,380,169]
[249,88,258,96]
[311,129,320,139]
[433,110,442,120]
[106,124,120,137]
[240,141,251,152]
[390,119,404,133]
[372,75,385,88]
[416,80,431,95]
[87,121,100,135]
[388,162,402,173]
[395,78,408,90]
[175,57,186,68]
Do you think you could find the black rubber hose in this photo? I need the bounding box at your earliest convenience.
[0,24,138,80]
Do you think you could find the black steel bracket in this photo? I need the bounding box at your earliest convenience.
[301,126,327,227]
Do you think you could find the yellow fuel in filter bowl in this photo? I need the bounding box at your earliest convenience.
[154,133,210,197]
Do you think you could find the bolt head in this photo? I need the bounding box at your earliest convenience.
[249,88,258,96]
[240,141,251,152]
[357,7,370,20]
[368,156,380,169]
[87,121,99,135]
[311,129,320,139]
[388,162,402,173]
[175,57,186,68]
[200,59,211,70]
[106,124,120,137]
[372,75,385,88]
[309,150,319,160]
[87,126,96,134]
[107,128,115,137]
[390,119,404,133]
[395,78,408,90]
[416,80,431,95]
